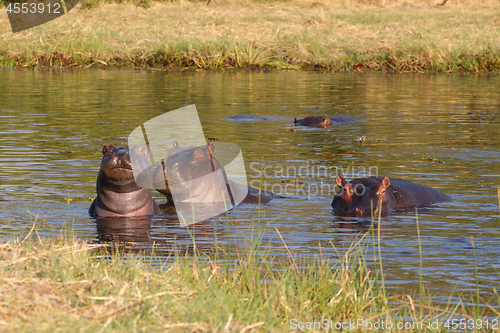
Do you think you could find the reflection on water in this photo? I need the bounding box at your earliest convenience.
[95,216,153,243]
[1,70,500,300]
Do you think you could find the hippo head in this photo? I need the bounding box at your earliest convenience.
[99,145,151,192]
[331,175,396,217]
[294,116,332,128]
[315,117,331,128]
[153,142,224,200]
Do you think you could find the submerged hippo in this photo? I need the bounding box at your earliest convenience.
[89,145,160,217]
[225,114,269,122]
[153,142,276,205]
[331,174,452,217]
[294,115,362,128]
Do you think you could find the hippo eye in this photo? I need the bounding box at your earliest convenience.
[194,149,204,159]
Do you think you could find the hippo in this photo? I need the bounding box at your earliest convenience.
[331,174,452,217]
[153,142,276,206]
[294,116,331,128]
[89,145,160,217]
[294,115,362,128]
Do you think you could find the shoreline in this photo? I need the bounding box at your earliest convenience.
[1,2,499,72]
[1,48,499,73]
[2,66,500,75]
[1,55,500,72]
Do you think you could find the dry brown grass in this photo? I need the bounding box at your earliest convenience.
[0,1,499,70]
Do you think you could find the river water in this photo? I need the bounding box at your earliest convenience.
[1,69,499,300]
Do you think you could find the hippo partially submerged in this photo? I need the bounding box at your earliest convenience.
[294,116,362,128]
[224,114,362,127]
[294,116,331,128]
[331,174,452,217]
[153,142,276,206]
[89,145,160,217]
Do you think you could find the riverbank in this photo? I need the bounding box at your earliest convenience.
[0,1,499,72]
[0,219,497,332]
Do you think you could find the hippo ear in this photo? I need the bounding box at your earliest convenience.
[102,145,115,154]
[173,141,181,149]
[335,174,346,188]
[323,117,331,126]
[207,142,216,155]
[381,177,390,188]
[294,118,298,124]
[144,145,152,156]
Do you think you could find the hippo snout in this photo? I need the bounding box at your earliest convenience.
[117,151,132,169]
[118,151,132,168]
[164,160,192,186]
[345,206,381,217]
[101,147,133,171]
[345,207,364,217]
[165,161,181,177]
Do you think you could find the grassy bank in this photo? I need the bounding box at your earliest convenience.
[0,0,499,72]
[1,219,498,332]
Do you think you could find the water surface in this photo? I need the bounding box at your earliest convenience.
[1,69,500,300]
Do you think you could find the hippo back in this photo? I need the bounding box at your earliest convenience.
[372,176,452,206]
[225,114,268,121]
[329,116,363,125]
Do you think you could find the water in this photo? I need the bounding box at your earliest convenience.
[1,69,500,300]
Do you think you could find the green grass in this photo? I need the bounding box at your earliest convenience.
[1,211,499,332]
[0,1,500,71]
